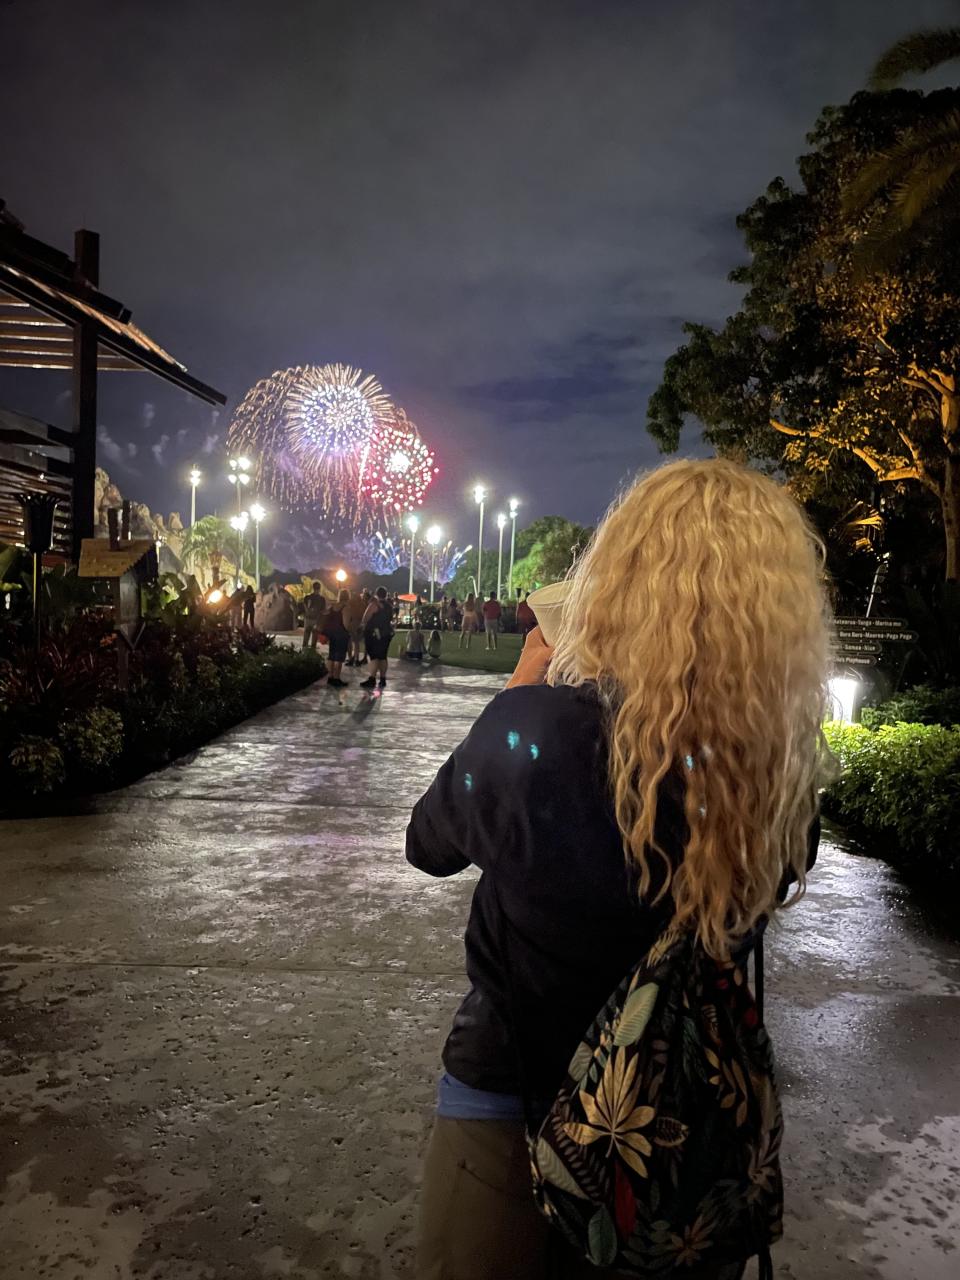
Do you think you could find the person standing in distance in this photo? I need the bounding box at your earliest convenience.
[482,591,502,650]
[324,590,352,688]
[343,589,367,667]
[361,587,395,690]
[301,581,325,651]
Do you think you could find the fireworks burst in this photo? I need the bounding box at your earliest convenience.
[401,537,472,585]
[227,364,394,524]
[361,408,438,516]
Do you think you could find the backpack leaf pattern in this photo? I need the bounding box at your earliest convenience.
[528,928,783,1274]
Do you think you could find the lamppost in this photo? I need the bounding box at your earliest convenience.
[473,484,486,597]
[407,513,420,598]
[426,524,442,602]
[229,511,249,588]
[227,455,251,523]
[508,497,519,599]
[335,568,348,586]
[249,502,266,592]
[496,512,507,599]
[188,468,202,526]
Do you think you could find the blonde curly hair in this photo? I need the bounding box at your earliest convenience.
[549,459,832,958]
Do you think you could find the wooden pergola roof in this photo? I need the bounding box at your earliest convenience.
[0,202,225,404]
[0,199,226,559]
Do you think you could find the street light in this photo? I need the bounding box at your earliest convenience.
[227,456,251,523]
[229,511,249,589]
[508,497,519,599]
[249,502,266,592]
[188,468,202,527]
[426,524,442,603]
[473,484,486,597]
[335,568,348,585]
[496,512,507,600]
[407,513,420,598]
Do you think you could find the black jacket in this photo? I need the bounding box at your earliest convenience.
[406,682,820,1096]
[406,683,691,1094]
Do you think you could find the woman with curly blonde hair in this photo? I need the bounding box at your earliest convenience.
[407,459,832,1280]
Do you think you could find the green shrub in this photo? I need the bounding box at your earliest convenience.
[9,735,65,792]
[860,683,960,730]
[823,720,960,879]
[58,706,124,772]
[1,626,325,805]
[195,654,221,695]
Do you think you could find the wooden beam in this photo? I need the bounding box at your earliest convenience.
[0,269,225,403]
[0,350,141,370]
[71,230,99,560]
[0,336,75,352]
[0,320,70,336]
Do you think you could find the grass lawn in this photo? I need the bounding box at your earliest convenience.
[389,629,522,674]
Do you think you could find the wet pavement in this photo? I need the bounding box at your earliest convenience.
[1,660,959,1279]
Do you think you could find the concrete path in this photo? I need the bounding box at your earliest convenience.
[1,662,958,1280]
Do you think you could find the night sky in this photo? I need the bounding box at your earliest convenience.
[1,0,956,568]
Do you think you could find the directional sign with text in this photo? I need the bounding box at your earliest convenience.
[831,639,881,655]
[834,616,919,645]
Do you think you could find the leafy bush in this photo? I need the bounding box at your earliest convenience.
[823,720,960,880]
[0,610,325,806]
[58,707,124,773]
[9,735,65,792]
[860,683,960,729]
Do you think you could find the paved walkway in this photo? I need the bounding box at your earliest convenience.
[1,662,958,1280]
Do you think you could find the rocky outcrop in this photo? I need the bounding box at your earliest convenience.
[93,467,186,572]
[256,583,296,631]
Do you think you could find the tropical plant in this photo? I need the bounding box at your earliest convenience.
[842,23,960,265]
[648,90,960,579]
[510,518,593,592]
[58,706,124,772]
[9,735,65,791]
[868,25,960,90]
[180,516,231,587]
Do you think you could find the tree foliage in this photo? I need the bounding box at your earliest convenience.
[848,23,960,269]
[648,90,960,579]
[868,26,960,90]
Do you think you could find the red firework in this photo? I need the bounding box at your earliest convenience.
[361,409,438,514]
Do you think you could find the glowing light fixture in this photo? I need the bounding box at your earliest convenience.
[426,524,442,602]
[508,497,520,598]
[473,485,487,595]
[496,512,507,599]
[827,675,861,725]
[407,513,421,596]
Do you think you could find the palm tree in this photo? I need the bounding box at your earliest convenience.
[843,23,960,264]
[868,27,960,90]
[180,515,231,588]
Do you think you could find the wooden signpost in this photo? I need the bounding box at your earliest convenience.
[831,616,919,669]
[78,505,158,688]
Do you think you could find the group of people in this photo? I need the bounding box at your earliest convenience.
[301,583,395,689]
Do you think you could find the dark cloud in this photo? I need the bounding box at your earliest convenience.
[2,0,957,560]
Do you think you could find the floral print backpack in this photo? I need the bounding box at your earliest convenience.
[527,922,781,1278]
